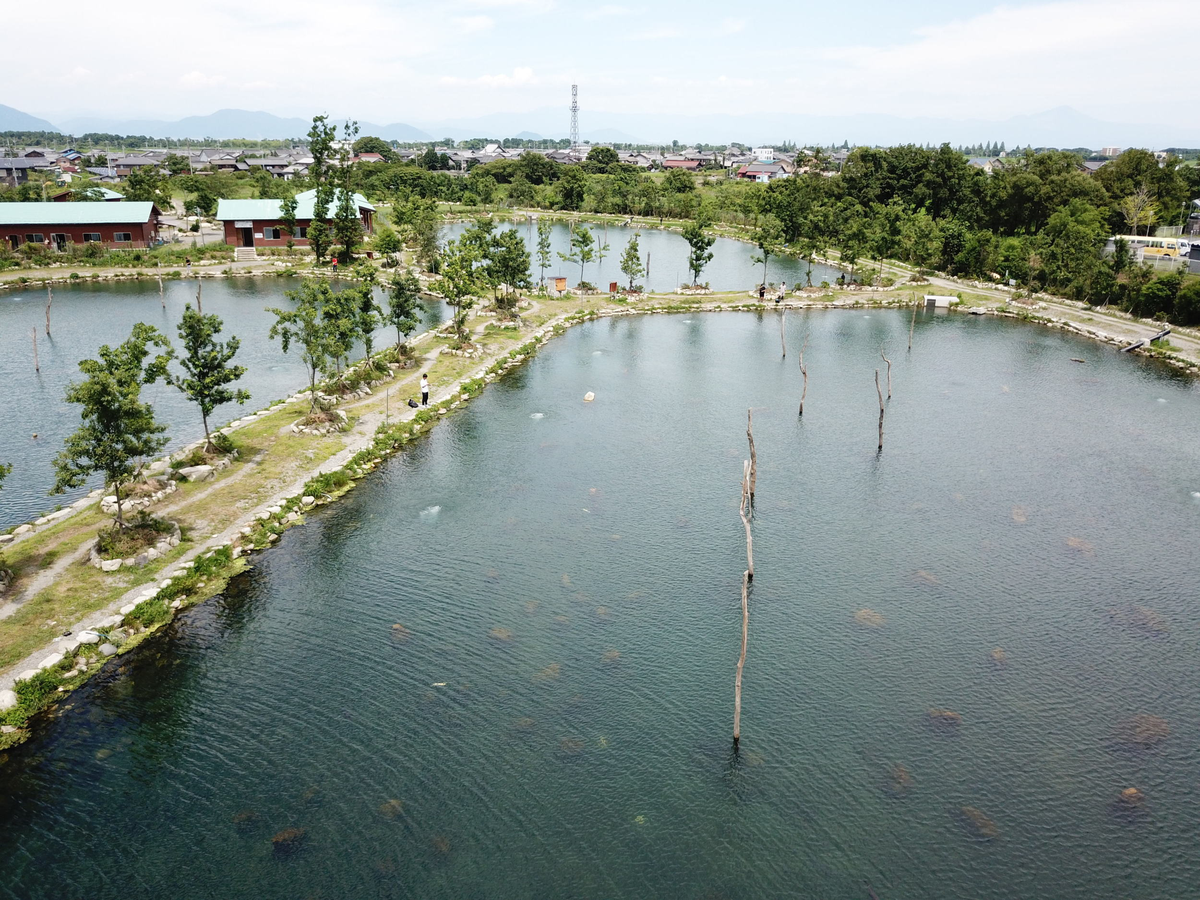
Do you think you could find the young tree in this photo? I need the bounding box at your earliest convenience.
[559,224,595,287]
[490,228,532,308]
[681,218,715,285]
[350,264,382,366]
[332,120,363,263]
[385,271,422,353]
[171,304,250,452]
[279,195,298,249]
[535,218,553,287]
[372,225,403,262]
[557,166,588,211]
[619,233,644,290]
[439,237,480,338]
[52,324,174,529]
[750,216,784,285]
[307,115,337,264]
[123,165,170,207]
[269,280,335,412]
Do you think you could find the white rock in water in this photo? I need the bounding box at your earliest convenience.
[38,653,64,670]
[99,643,118,657]
[301,496,315,506]
[0,689,17,711]
[77,631,101,644]
[584,392,595,402]
[100,559,122,572]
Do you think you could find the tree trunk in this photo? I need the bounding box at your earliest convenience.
[202,413,212,453]
[779,307,786,358]
[196,281,202,314]
[741,460,754,579]
[114,482,124,529]
[158,275,165,309]
[881,345,892,399]
[733,568,749,746]
[32,327,38,373]
[746,409,757,509]
[875,370,885,452]
[45,286,52,336]
[909,298,917,351]
[798,335,808,416]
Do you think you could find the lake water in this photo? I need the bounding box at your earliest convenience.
[444,219,843,292]
[0,278,448,528]
[2,310,1200,900]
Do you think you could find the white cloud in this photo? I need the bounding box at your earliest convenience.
[178,71,227,89]
[440,67,538,88]
[455,14,495,31]
[627,26,680,41]
[585,4,630,19]
[719,17,744,34]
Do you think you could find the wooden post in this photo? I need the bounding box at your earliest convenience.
[733,568,749,746]
[798,334,808,416]
[32,327,39,373]
[740,461,754,580]
[908,296,917,351]
[45,285,52,336]
[746,409,757,509]
[881,344,892,399]
[158,274,165,309]
[196,281,202,314]
[779,307,786,358]
[875,370,885,451]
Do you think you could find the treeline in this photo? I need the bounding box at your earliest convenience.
[0,131,299,151]
[343,144,1200,323]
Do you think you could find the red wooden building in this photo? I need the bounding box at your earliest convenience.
[215,189,375,251]
[0,202,161,250]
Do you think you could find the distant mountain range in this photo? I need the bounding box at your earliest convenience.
[5,104,1199,149]
[0,103,58,133]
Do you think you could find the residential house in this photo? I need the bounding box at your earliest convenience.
[0,201,161,250]
[0,157,56,186]
[967,157,1002,174]
[214,188,375,250]
[735,161,790,183]
[51,187,125,202]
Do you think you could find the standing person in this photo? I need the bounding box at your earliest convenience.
[777,281,787,303]
[420,374,429,406]
[331,256,339,274]
[185,256,191,274]
[758,283,766,301]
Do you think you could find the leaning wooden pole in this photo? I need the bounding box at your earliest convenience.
[158,274,165,308]
[32,327,39,373]
[908,297,917,351]
[196,280,203,314]
[746,409,757,509]
[734,461,753,746]
[45,285,52,336]
[881,344,892,399]
[875,370,885,451]
[741,461,754,580]
[798,335,808,416]
[779,307,786,358]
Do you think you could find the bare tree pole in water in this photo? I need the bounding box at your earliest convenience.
[45,285,52,336]
[779,307,786,358]
[908,296,917,351]
[798,334,809,416]
[881,343,892,399]
[32,327,39,373]
[875,370,885,451]
[158,275,165,309]
[196,281,202,315]
[746,409,757,509]
[734,461,752,746]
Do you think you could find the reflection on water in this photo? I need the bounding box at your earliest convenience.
[444,219,842,292]
[0,278,448,527]
[2,311,1200,900]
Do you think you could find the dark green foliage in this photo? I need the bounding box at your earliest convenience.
[52,324,174,527]
[386,271,421,350]
[171,305,249,450]
[681,218,715,284]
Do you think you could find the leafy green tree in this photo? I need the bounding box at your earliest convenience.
[517,151,560,185]
[279,195,298,248]
[583,146,620,174]
[163,154,190,176]
[750,216,784,285]
[557,167,588,211]
[185,186,217,218]
[535,218,553,287]
[559,224,596,286]
[352,136,397,161]
[307,220,333,265]
[489,228,532,307]
[620,234,644,290]
[385,271,422,352]
[0,461,10,491]
[663,167,696,194]
[72,186,105,202]
[350,264,382,366]
[373,224,402,260]
[52,324,174,528]
[171,304,250,452]
[123,165,170,207]
[681,218,715,285]
[307,115,337,263]
[270,280,336,412]
[439,237,480,338]
[507,174,536,207]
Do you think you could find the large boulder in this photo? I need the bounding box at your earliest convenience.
[0,689,18,711]
[77,631,101,644]
[177,465,214,482]
[98,643,118,657]
[100,559,122,572]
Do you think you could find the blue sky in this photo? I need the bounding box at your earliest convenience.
[18,0,1190,131]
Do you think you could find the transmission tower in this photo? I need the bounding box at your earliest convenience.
[570,84,579,156]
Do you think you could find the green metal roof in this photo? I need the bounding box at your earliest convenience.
[0,201,157,226]
[216,189,374,222]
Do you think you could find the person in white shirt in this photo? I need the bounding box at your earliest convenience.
[420,374,429,406]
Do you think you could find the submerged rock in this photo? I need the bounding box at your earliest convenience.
[956,806,999,840]
[558,737,585,755]
[886,763,914,797]
[1112,787,1149,823]
[489,627,514,642]
[1066,536,1094,555]
[271,827,307,855]
[534,663,561,680]
[1107,605,1169,637]
[926,709,963,728]
[378,799,405,819]
[232,809,259,829]
[602,649,621,663]
[1114,715,1169,749]
[854,609,885,628]
[390,624,411,643]
[988,648,1007,668]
